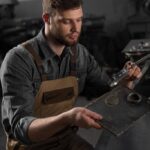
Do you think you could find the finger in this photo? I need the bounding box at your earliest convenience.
[124,61,134,69]
[137,72,142,78]
[85,109,103,120]
[126,67,142,81]
[134,67,142,78]
[126,61,133,66]
[91,121,102,129]
[84,115,102,129]
[127,64,138,76]
[128,70,134,77]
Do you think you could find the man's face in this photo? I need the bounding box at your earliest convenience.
[49,6,83,46]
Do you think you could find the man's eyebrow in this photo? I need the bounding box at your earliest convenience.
[60,16,83,20]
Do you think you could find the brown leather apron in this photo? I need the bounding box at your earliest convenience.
[6,42,78,150]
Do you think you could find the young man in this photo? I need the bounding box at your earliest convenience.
[0,0,141,150]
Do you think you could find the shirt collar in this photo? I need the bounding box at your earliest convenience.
[36,28,72,60]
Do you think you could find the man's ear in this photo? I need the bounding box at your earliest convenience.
[42,13,50,23]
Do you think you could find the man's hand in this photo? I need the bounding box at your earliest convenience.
[67,107,103,129]
[28,107,102,142]
[122,61,142,89]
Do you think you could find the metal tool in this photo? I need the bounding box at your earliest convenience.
[110,54,150,87]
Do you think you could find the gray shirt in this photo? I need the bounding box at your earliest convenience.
[1,29,110,144]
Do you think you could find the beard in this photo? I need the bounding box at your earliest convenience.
[50,30,80,46]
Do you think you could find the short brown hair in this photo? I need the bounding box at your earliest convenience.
[42,0,83,14]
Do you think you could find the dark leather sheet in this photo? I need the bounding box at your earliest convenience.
[86,85,150,136]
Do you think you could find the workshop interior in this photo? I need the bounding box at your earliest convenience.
[1,0,150,149]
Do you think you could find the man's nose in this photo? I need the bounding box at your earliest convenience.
[71,21,78,32]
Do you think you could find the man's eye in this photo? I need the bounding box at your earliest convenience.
[77,18,83,22]
[63,20,71,24]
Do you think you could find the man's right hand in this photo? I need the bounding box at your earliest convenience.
[28,107,102,142]
[67,107,103,129]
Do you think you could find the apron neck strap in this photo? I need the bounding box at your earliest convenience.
[22,42,77,80]
[22,41,47,81]
[70,45,77,76]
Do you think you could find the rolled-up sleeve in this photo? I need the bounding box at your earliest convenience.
[1,47,38,144]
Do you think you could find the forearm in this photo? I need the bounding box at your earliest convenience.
[28,111,71,142]
[27,107,102,143]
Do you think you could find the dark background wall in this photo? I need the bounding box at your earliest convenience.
[14,0,136,35]
[15,0,42,18]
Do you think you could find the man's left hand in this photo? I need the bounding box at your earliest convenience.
[122,61,142,89]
